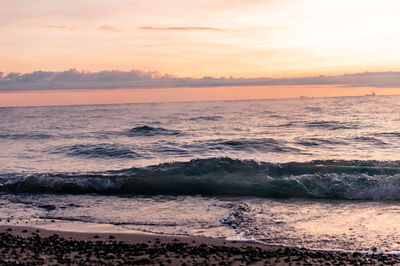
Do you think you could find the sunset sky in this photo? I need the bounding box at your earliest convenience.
[1,0,400,106]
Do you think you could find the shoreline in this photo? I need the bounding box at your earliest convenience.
[1,224,399,265]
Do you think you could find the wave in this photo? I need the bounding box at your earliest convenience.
[305,121,357,130]
[2,158,400,200]
[209,138,301,153]
[304,107,323,112]
[189,116,222,121]
[376,132,400,138]
[52,143,139,159]
[127,125,182,137]
[295,137,348,147]
[354,136,387,145]
[0,132,52,140]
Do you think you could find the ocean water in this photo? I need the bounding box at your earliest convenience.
[1,95,400,252]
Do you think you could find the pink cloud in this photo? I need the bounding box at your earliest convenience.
[98,24,121,32]
[137,26,225,31]
[47,25,77,31]
[32,22,77,31]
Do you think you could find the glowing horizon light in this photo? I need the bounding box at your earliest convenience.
[1,86,399,108]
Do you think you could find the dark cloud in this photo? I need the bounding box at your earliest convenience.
[1,69,400,91]
[138,26,225,31]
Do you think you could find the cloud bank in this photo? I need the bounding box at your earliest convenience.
[1,69,400,92]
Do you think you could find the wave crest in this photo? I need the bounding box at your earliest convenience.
[52,143,139,159]
[2,158,400,200]
[0,133,52,140]
[127,125,182,137]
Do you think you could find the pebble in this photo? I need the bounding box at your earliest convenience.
[0,230,399,265]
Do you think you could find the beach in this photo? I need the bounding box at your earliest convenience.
[0,224,399,265]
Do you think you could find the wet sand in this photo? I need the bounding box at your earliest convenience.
[0,225,399,265]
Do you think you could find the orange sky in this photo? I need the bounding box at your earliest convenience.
[1,0,400,106]
[2,0,400,78]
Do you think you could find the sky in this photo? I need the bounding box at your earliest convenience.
[1,0,400,106]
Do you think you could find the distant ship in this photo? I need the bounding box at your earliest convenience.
[364,91,376,96]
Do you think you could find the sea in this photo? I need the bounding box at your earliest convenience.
[1,95,400,253]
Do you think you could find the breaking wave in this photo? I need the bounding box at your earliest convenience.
[2,158,400,200]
